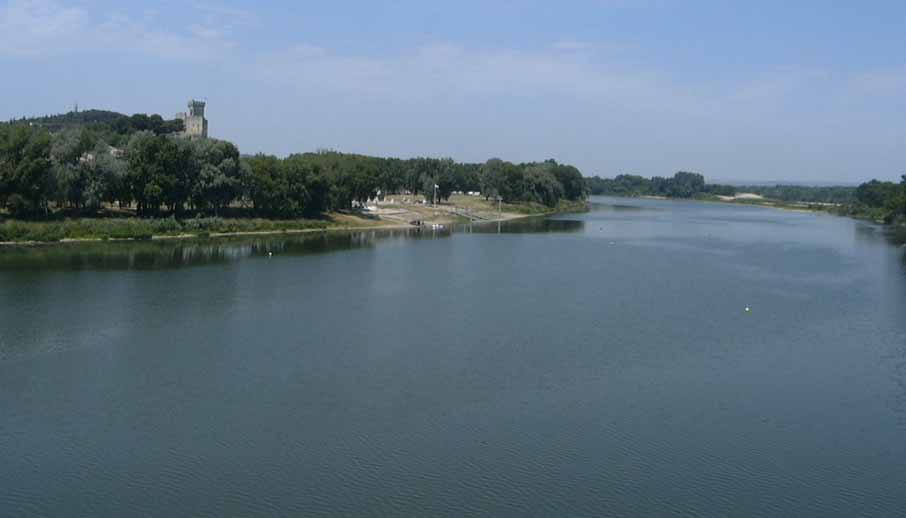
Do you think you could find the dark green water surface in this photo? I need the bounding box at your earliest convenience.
[1,197,905,517]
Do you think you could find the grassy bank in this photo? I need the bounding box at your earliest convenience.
[0,196,589,245]
[830,206,906,226]
[445,194,588,216]
[703,194,906,226]
[0,215,386,244]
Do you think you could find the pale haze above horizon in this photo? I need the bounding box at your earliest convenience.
[1,0,904,184]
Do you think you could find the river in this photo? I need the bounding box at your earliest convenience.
[1,197,905,517]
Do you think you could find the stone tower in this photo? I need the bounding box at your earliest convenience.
[176,99,208,138]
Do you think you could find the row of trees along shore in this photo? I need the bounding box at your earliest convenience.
[586,172,906,224]
[4,110,902,226]
[843,178,906,224]
[585,172,736,198]
[1,113,587,221]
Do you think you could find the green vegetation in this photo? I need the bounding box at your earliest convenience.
[733,185,855,204]
[0,217,340,243]
[586,171,906,226]
[242,154,586,218]
[834,178,906,224]
[7,110,184,146]
[585,172,735,198]
[1,109,588,242]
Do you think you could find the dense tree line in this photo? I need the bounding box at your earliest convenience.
[242,154,586,218]
[0,124,245,217]
[585,172,735,198]
[734,185,856,204]
[844,177,906,223]
[1,118,586,220]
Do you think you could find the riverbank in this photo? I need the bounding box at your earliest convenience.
[706,194,905,226]
[599,192,837,214]
[700,194,839,214]
[608,192,906,228]
[0,195,588,245]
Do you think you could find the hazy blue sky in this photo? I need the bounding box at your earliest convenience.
[1,1,904,182]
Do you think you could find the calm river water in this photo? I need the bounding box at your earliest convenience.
[1,197,905,517]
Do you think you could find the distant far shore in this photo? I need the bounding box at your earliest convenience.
[601,191,856,217]
[587,172,905,225]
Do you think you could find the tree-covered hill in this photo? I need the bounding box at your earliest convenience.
[3,110,184,146]
[17,109,129,128]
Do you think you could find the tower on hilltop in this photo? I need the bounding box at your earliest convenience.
[176,99,208,138]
